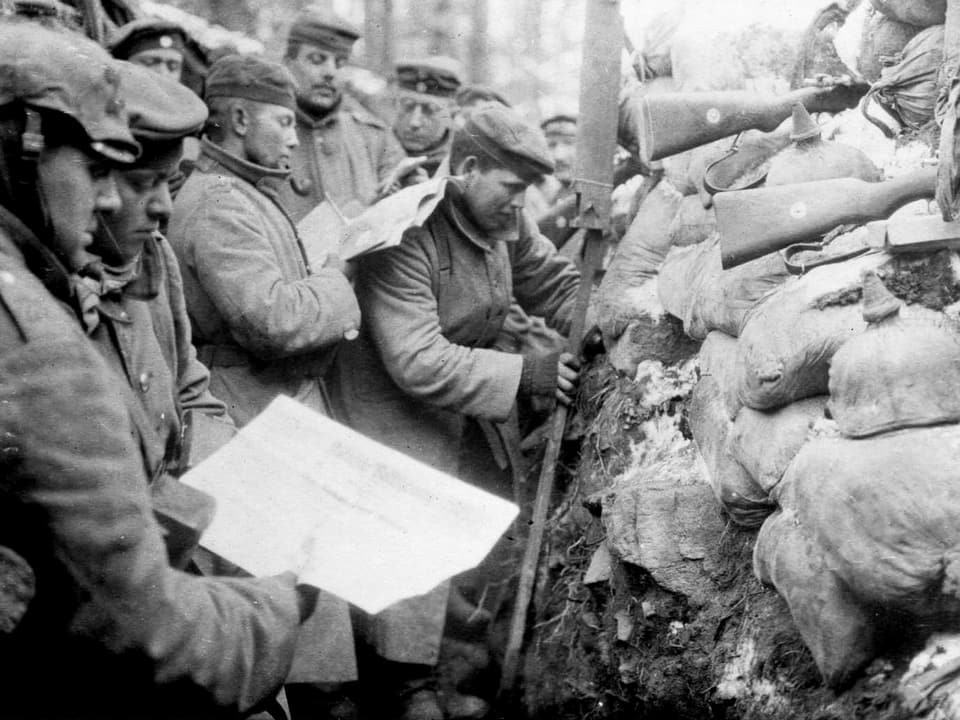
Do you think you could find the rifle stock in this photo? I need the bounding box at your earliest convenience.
[717,166,938,269]
[633,81,867,163]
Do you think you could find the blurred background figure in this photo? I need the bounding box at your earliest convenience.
[108,17,188,81]
[393,56,464,176]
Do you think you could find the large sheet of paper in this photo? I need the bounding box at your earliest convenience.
[180,395,519,615]
[296,177,452,264]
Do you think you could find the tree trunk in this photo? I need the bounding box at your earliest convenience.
[205,0,256,33]
[469,0,490,83]
[363,0,394,74]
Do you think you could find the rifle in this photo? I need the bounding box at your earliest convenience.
[498,0,620,700]
[625,76,868,164]
[716,166,938,269]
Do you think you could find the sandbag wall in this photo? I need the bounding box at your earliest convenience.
[652,219,960,688]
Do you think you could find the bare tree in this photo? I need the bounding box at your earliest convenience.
[363,0,394,73]
[468,0,489,83]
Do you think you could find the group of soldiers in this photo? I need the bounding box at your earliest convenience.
[0,6,587,720]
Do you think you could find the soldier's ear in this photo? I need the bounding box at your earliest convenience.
[230,102,250,138]
[454,155,478,176]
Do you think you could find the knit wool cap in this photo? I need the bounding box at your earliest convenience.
[461,104,554,178]
[204,54,297,111]
[288,9,360,54]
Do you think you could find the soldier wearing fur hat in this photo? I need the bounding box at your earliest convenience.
[279,7,414,221]
[0,20,312,720]
[393,56,464,176]
[331,105,582,720]
[108,17,189,82]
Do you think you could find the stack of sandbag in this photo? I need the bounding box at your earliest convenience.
[754,272,960,688]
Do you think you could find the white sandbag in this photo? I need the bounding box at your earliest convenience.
[728,396,827,494]
[689,376,775,527]
[659,234,788,341]
[699,331,744,420]
[736,251,889,411]
[754,508,877,688]
[775,423,960,617]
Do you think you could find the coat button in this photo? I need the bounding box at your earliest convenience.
[139,372,151,392]
[343,328,359,341]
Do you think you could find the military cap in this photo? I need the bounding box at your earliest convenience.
[115,61,206,169]
[455,84,511,110]
[461,104,554,178]
[288,8,360,54]
[395,56,464,98]
[0,21,138,164]
[204,54,297,111]
[108,18,187,60]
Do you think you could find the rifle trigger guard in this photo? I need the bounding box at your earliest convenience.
[781,242,871,275]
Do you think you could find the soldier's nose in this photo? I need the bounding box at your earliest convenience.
[95,174,122,215]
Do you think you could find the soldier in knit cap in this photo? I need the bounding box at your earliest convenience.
[393,56,464,176]
[332,104,582,720]
[108,18,189,82]
[166,53,363,720]
[280,7,418,221]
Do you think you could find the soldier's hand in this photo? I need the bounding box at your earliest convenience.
[322,253,357,282]
[376,156,429,199]
[556,352,581,406]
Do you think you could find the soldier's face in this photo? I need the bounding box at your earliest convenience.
[243,102,299,170]
[393,94,453,154]
[129,48,184,82]
[462,162,530,233]
[286,43,348,113]
[95,161,178,266]
[38,144,122,271]
[544,121,577,186]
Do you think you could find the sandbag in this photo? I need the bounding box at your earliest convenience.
[658,234,788,341]
[605,179,684,283]
[728,396,827,494]
[764,133,882,186]
[775,423,960,618]
[869,24,944,130]
[667,195,717,248]
[858,8,922,83]
[698,331,743,420]
[870,0,946,28]
[735,252,889,411]
[754,509,877,688]
[689,376,774,527]
[828,275,960,438]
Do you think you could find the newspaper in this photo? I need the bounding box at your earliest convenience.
[180,395,518,614]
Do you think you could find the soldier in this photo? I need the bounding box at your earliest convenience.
[392,56,464,176]
[108,18,188,82]
[0,20,311,719]
[280,7,415,221]
[166,54,363,719]
[332,105,582,720]
[526,114,579,247]
[84,60,233,485]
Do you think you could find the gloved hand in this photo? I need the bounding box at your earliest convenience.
[518,351,582,406]
[555,352,581,406]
